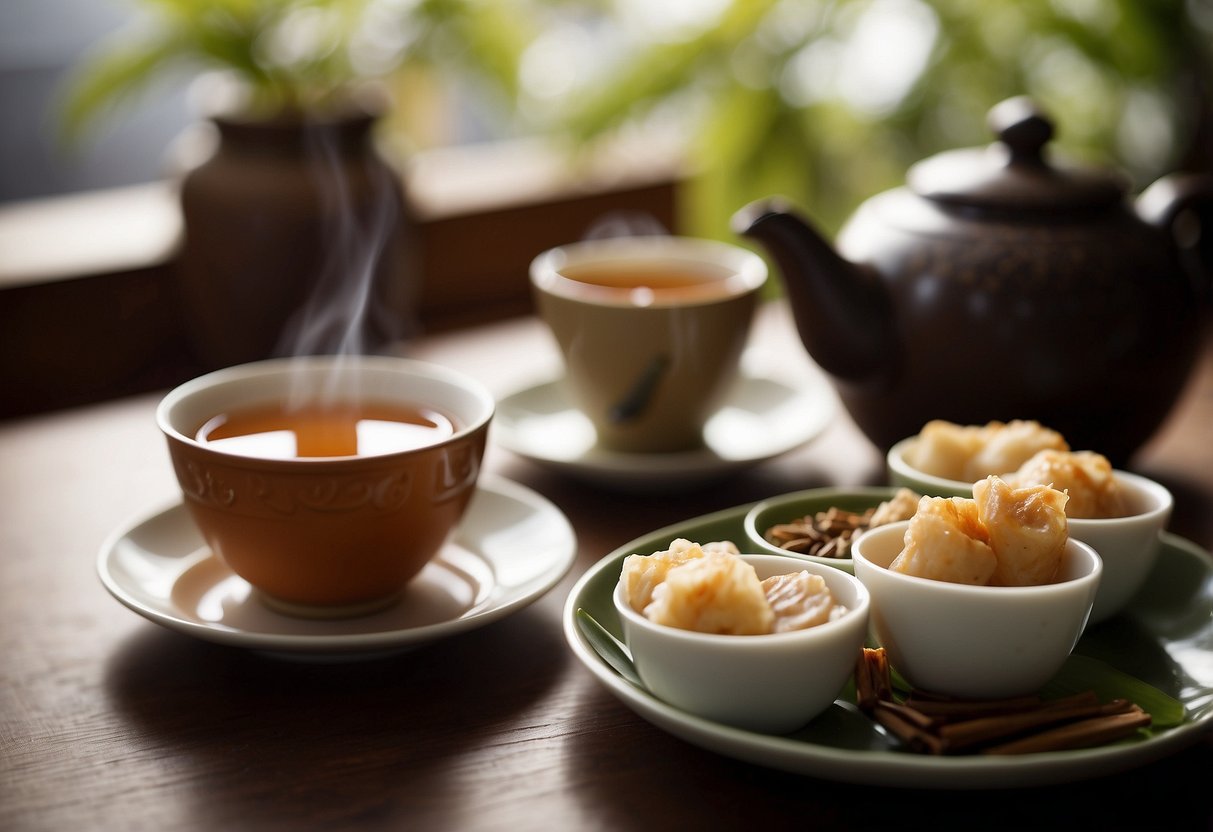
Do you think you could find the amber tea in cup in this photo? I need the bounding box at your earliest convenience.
[196,401,458,459]
[554,262,742,302]
[530,236,767,453]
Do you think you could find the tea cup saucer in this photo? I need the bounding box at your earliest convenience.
[97,476,576,659]
[493,359,835,490]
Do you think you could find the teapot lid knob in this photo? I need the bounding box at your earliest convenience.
[989,96,1052,166]
[908,97,1127,211]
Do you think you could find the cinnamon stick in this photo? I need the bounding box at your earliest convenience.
[936,691,1105,752]
[872,702,946,755]
[852,647,1156,756]
[902,693,1044,721]
[982,706,1152,755]
[855,647,893,712]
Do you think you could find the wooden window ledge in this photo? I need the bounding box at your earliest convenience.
[0,135,684,419]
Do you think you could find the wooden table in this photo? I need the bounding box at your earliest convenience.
[3,302,1211,830]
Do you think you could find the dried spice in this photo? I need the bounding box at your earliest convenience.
[763,506,876,558]
[853,648,1152,755]
[764,489,920,559]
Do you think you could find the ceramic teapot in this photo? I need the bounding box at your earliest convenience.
[734,97,1213,464]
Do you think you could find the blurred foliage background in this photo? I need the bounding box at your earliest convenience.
[511,0,1213,238]
[62,0,1213,238]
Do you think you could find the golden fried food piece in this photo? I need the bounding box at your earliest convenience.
[973,476,1070,586]
[622,540,848,635]
[644,552,774,635]
[762,571,846,633]
[908,420,1069,481]
[890,496,997,585]
[965,421,1069,482]
[869,487,921,527]
[907,420,986,480]
[620,538,709,613]
[1008,450,1128,519]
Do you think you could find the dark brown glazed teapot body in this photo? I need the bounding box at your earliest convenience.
[735,98,1213,464]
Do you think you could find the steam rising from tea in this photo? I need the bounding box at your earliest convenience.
[274,123,409,362]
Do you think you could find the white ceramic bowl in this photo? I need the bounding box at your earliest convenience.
[613,555,870,734]
[1071,471,1172,623]
[885,436,973,498]
[852,522,1101,699]
[742,487,906,575]
[887,438,1171,624]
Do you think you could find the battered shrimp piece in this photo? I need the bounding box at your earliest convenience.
[1008,450,1128,519]
[890,496,997,585]
[869,487,921,527]
[699,541,741,556]
[620,539,739,614]
[907,420,1070,481]
[963,420,1069,481]
[907,420,986,480]
[620,538,709,613]
[973,476,1070,586]
[763,571,847,633]
[644,552,774,635]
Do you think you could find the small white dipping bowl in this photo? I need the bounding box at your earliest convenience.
[613,555,870,734]
[742,486,906,575]
[1072,471,1172,623]
[887,438,1172,625]
[886,436,973,498]
[852,523,1101,699]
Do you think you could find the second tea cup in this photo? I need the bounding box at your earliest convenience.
[529,235,767,453]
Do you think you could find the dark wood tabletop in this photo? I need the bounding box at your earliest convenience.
[3,300,1211,831]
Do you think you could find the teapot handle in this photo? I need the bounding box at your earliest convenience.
[1137,172,1213,306]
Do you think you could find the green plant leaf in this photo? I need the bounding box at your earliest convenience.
[57,0,398,141]
[575,608,641,687]
[58,33,193,144]
[1043,654,1187,728]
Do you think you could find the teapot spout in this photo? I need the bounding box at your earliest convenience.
[732,198,893,384]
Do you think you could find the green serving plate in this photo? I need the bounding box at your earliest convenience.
[563,489,1213,788]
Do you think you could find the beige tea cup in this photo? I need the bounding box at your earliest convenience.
[530,235,767,453]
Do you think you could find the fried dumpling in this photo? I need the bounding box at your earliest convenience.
[973,475,1069,586]
[1007,449,1127,519]
[644,552,774,635]
[907,419,1069,481]
[890,495,997,585]
[907,420,986,480]
[868,487,921,527]
[762,571,846,633]
[620,538,709,613]
[963,420,1069,482]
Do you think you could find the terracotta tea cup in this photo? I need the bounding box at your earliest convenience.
[530,235,766,453]
[156,356,494,617]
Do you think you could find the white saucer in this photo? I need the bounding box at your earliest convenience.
[493,362,836,490]
[97,476,577,658]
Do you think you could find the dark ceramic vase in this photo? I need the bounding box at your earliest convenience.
[176,107,417,370]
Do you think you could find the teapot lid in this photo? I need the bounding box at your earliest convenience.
[907,97,1128,211]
